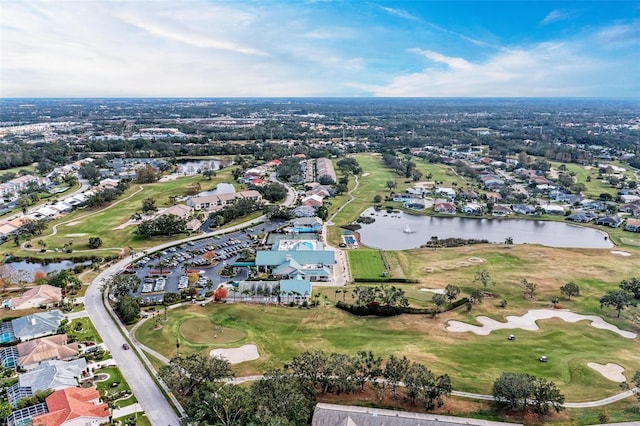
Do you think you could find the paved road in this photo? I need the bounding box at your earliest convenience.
[86,257,182,426]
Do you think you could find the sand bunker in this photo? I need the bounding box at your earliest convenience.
[446,309,637,338]
[210,344,259,364]
[424,267,436,273]
[468,257,484,263]
[587,362,626,382]
[610,251,632,257]
[420,288,445,294]
[65,221,82,227]
[65,233,87,237]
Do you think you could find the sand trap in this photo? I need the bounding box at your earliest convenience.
[65,233,87,237]
[446,309,637,338]
[610,251,632,257]
[361,173,371,177]
[424,267,436,273]
[210,344,259,364]
[468,257,484,263]
[159,174,179,182]
[65,221,82,226]
[420,288,445,294]
[587,362,626,382]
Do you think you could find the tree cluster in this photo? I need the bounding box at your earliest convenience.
[600,277,639,318]
[256,182,287,202]
[85,181,130,208]
[136,214,187,237]
[352,284,409,308]
[493,372,565,415]
[210,198,262,227]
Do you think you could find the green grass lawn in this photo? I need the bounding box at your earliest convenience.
[95,366,137,408]
[347,249,387,280]
[69,316,103,344]
[135,302,640,402]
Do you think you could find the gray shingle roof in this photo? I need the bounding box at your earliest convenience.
[11,310,64,341]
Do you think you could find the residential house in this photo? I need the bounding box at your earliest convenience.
[434,187,456,200]
[433,201,457,214]
[461,203,483,215]
[458,189,478,200]
[486,192,502,202]
[31,387,110,426]
[316,157,336,183]
[293,205,317,217]
[619,202,640,217]
[290,217,323,233]
[406,187,429,198]
[566,212,597,223]
[624,219,640,232]
[511,204,536,215]
[6,285,62,310]
[10,310,65,342]
[7,358,87,406]
[540,204,565,215]
[13,334,80,370]
[478,173,505,189]
[300,194,324,208]
[595,215,625,228]
[492,205,513,217]
[402,198,426,211]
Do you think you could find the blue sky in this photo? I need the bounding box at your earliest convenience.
[1,1,638,97]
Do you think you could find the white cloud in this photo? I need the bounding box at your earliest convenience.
[542,9,569,25]
[377,6,422,22]
[370,40,627,97]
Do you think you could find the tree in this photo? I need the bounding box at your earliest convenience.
[531,377,565,414]
[88,236,102,249]
[316,205,329,221]
[186,382,252,426]
[135,164,160,183]
[560,282,580,300]
[33,270,48,285]
[373,194,382,204]
[600,290,636,318]
[47,270,81,296]
[142,198,157,213]
[384,355,410,399]
[504,237,514,245]
[0,400,11,423]
[474,270,494,295]
[492,372,535,411]
[444,284,460,304]
[214,287,228,301]
[251,370,315,426]
[385,180,397,192]
[203,251,216,265]
[114,295,140,324]
[432,293,446,313]
[620,277,640,300]
[107,274,140,298]
[521,278,538,299]
[352,351,382,392]
[403,362,451,410]
[633,370,640,401]
[159,353,233,396]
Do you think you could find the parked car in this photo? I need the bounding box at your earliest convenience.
[122,343,130,350]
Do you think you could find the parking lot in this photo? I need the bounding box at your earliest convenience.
[126,222,280,304]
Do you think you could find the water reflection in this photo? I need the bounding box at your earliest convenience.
[357,208,613,250]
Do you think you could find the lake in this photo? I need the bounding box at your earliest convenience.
[356,208,613,250]
[3,259,92,279]
[175,159,221,175]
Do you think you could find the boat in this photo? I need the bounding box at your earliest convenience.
[403,224,415,234]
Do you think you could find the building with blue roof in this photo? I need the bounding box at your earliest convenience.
[255,251,335,282]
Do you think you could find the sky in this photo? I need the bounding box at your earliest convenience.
[1,0,639,98]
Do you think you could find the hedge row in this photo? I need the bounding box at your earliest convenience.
[336,297,470,317]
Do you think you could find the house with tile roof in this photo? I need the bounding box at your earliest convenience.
[6,285,62,310]
[15,334,81,370]
[31,387,110,426]
[7,358,87,406]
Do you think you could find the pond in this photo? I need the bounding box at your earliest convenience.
[356,207,613,250]
[3,259,92,279]
[175,159,222,175]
